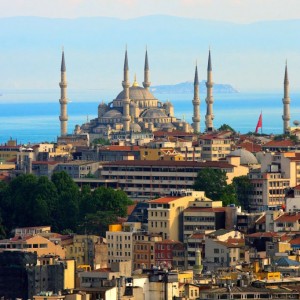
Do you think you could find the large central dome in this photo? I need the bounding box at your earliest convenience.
[116,86,157,101]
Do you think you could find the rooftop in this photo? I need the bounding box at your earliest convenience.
[149,196,180,204]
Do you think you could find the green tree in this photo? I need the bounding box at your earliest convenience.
[193,168,228,200]
[218,123,236,133]
[51,171,80,231]
[232,176,253,210]
[92,138,110,145]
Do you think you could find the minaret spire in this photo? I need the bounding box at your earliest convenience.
[192,63,200,133]
[282,61,290,134]
[205,49,214,132]
[59,50,68,136]
[143,49,151,90]
[122,49,131,131]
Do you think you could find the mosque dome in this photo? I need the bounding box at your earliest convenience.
[116,86,157,101]
[230,149,258,165]
[141,108,168,119]
[130,123,141,132]
[102,109,122,118]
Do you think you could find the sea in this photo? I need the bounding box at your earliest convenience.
[0,89,299,145]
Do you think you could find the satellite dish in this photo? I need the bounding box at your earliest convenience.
[293,120,300,126]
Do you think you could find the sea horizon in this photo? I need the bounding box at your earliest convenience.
[1,89,299,145]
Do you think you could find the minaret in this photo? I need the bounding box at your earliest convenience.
[59,50,68,136]
[282,62,291,134]
[205,50,214,132]
[122,49,131,131]
[192,63,200,133]
[143,49,151,90]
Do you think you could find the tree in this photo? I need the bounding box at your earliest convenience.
[92,138,110,145]
[218,124,236,133]
[193,168,228,200]
[51,171,80,231]
[232,176,253,210]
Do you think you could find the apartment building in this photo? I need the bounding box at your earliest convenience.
[155,240,185,270]
[133,232,162,270]
[199,135,232,161]
[106,223,141,265]
[62,234,102,267]
[204,237,243,271]
[100,159,248,200]
[248,152,300,211]
[56,160,99,178]
[148,191,205,241]
[182,196,224,238]
[0,234,65,258]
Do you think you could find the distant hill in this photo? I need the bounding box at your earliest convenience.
[150,80,237,94]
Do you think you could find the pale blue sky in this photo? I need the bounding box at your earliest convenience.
[1,0,300,23]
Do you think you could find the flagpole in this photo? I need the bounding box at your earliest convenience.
[261,110,262,135]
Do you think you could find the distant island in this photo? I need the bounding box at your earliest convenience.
[150,80,238,94]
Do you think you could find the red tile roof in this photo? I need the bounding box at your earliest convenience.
[275,213,300,223]
[255,215,266,224]
[127,204,137,216]
[237,141,262,153]
[263,140,295,147]
[247,232,282,238]
[290,237,300,245]
[149,197,180,204]
[189,233,205,239]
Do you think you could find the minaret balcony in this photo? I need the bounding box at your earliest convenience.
[59,116,68,121]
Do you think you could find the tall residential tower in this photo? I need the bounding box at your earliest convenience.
[59,50,68,136]
[282,62,291,134]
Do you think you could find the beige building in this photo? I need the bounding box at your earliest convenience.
[56,160,100,179]
[199,135,232,161]
[148,191,205,241]
[99,158,249,201]
[106,222,141,265]
[248,152,300,211]
[0,234,65,258]
[62,234,101,267]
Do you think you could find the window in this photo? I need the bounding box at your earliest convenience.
[214,248,219,254]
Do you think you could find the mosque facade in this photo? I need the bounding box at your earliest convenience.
[59,49,215,139]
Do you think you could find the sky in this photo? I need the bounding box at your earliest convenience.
[0,0,300,93]
[1,0,300,23]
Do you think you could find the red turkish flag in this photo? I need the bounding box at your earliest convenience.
[255,113,262,133]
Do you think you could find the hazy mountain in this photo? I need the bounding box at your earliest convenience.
[151,80,237,94]
[0,15,299,93]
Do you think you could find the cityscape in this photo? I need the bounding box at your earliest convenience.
[2,1,300,299]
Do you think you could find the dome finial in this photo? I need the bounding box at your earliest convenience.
[132,73,139,87]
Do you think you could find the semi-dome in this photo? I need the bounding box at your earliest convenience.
[103,109,122,118]
[141,108,168,119]
[116,86,157,101]
[230,148,258,165]
[130,123,141,132]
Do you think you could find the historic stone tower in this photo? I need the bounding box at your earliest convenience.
[282,62,291,134]
[122,50,131,132]
[192,64,200,133]
[143,50,151,90]
[205,50,214,132]
[59,50,68,136]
